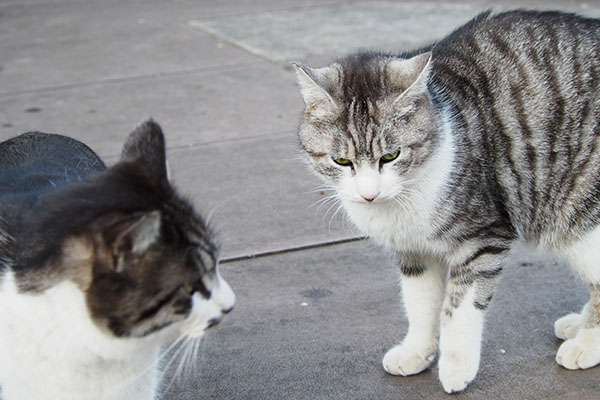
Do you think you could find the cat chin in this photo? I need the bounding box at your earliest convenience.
[184,330,206,340]
[177,321,208,340]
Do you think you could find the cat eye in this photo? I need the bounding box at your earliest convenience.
[380,151,400,164]
[333,157,353,167]
[183,282,194,294]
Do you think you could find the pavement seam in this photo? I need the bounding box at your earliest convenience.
[220,236,366,264]
[101,130,298,162]
[0,62,263,98]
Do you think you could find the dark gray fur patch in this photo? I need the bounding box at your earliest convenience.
[0,121,218,338]
[427,10,600,245]
[400,264,426,277]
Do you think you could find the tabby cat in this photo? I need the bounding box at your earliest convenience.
[0,120,235,400]
[294,9,600,393]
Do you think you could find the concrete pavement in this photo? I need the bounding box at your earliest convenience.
[2,0,600,398]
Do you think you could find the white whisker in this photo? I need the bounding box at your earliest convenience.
[322,197,342,226]
[399,177,435,186]
[305,185,337,195]
[393,197,409,213]
[161,338,193,396]
[158,336,192,396]
[165,343,188,376]
[190,339,200,378]
[205,196,234,227]
[180,340,194,381]
[117,334,188,394]
[309,193,339,211]
[328,203,346,232]
[190,336,207,379]
[393,191,420,213]
[395,192,420,210]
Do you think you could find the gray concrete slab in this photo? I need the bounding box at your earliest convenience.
[191,2,479,65]
[167,135,356,260]
[167,241,598,399]
[190,1,600,66]
[0,62,302,157]
[0,0,351,94]
[0,0,259,94]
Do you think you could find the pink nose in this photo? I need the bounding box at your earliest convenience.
[362,194,378,202]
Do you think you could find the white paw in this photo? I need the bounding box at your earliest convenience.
[556,331,600,370]
[382,344,436,376]
[438,352,479,394]
[554,313,583,340]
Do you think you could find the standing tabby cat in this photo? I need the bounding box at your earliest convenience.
[0,120,235,400]
[294,10,600,393]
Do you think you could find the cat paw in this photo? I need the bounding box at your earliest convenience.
[382,344,436,376]
[555,313,583,340]
[556,331,600,370]
[438,351,479,394]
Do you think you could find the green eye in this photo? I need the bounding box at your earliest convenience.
[381,151,400,163]
[183,283,194,294]
[333,157,353,167]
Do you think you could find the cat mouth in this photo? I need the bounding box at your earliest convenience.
[347,196,389,204]
[206,316,222,329]
[205,306,233,329]
[181,308,232,338]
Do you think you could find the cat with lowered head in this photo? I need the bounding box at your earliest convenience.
[294,9,600,393]
[0,120,235,400]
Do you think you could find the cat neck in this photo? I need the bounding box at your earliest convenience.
[0,271,163,400]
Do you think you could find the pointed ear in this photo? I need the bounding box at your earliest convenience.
[385,52,432,102]
[105,211,161,272]
[292,62,339,119]
[120,119,168,184]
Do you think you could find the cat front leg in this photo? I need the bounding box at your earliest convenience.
[437,246,508,393]
[383,254,446,376]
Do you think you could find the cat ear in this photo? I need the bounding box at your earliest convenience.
[120,119,168,184]
[292,62,339,118]
[385,52,432,102]
[105,211,161,272]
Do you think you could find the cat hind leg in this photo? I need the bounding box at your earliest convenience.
[556,290,600,369]
[437,283,485,393]
[557,237,600,369]
[437,244,508,393]
[556,325,600,370]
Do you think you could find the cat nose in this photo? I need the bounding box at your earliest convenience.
[362,193,379,202]
[354,164,381,202]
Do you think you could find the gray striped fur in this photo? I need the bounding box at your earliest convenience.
[294,9,600,393]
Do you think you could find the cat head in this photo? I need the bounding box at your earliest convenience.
[17,120,235,341]
[293,52,441,203]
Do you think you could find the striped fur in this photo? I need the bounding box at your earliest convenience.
[294,10,600,393]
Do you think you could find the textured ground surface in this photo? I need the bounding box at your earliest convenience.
[2,0,600,399]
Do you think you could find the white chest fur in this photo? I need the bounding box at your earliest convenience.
[0,272,159,400]
[343,189,448,256]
